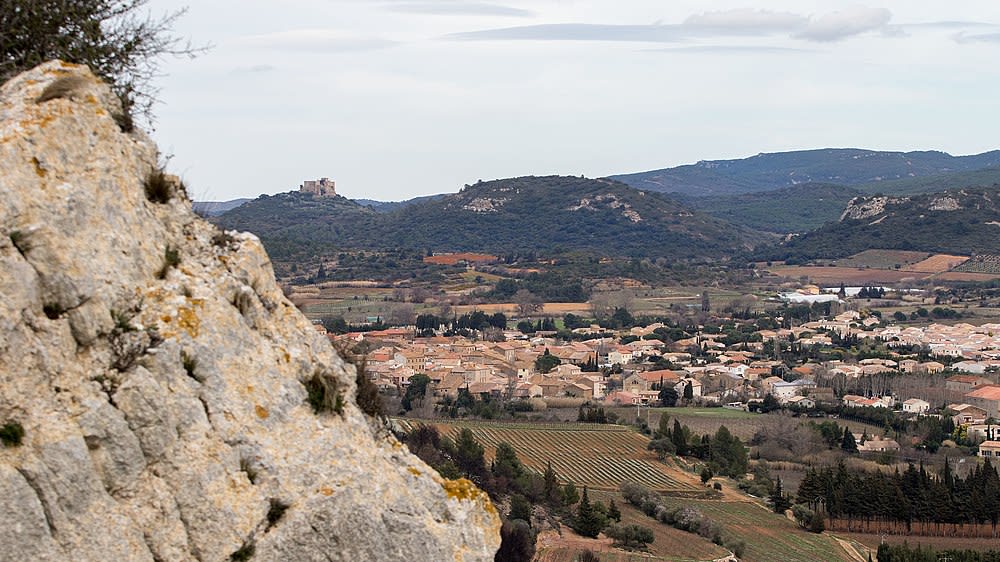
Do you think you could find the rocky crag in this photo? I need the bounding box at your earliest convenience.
[0,62,499,561]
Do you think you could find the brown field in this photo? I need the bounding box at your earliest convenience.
[841,532,1000,553]
[835,250,931,269]
[827,519,1000,539]
[423,252,498,265]
[451,302,591,316]
[767,266,921,285]
[769,250,999,285]
[908,254,970,273]
[932,271,1000,282]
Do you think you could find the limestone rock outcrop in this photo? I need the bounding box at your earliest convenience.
[0,62,499,562]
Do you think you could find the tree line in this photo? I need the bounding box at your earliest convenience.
[796,459,1000,532]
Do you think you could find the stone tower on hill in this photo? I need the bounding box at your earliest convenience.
[300,177,336,197]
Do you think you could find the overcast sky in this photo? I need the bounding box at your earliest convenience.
[146,1,1000,202]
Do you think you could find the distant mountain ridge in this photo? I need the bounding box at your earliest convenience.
[214,175,765,261]
[611,148,1000,197]
[192,198,251,217]
[354,194,446,213]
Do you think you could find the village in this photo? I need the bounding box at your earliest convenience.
[318,307,1000,458]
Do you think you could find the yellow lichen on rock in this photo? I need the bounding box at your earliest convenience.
[176,302,202,338]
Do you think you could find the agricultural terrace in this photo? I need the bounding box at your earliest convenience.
[766,249,1000,285]
[535,489,730,562]
[655,497,857,562]
[394,419,703,494]
[610,407,767,442]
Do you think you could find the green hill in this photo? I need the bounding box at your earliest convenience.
[213,192,380,260]
[612,148,1000,197]
[215,176,764,261]
[855,166,1000,196]
[678,183,862,233]
[674,168,1000,234]
[758,187,1000,261]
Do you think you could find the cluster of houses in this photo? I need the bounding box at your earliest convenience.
[313,310,998,416]
[310,309,1000,457]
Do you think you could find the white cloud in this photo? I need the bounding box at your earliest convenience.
[953,31,1000,44]
[240,29,398,52]
[386,2,533,17]
[796,7,892,42]
[683,9,807,34]
[648,45,816,55]
[447,23,689,42]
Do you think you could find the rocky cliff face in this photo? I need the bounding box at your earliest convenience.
[0,62,499,562]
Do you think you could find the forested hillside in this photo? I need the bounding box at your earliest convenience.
[216,175,765,260]
[759,188,1000,262]
[678,183,861,233]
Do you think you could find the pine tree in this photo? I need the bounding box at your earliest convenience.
[562,481,579,507]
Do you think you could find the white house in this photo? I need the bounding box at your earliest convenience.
[607,347,634,366]
[785,395,816,409]
[771,379,817,402]
[675,377,702,398]
[902,398,930,415]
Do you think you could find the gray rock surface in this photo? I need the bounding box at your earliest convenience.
[0,61,499,562]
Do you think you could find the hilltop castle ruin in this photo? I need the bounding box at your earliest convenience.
[300,177,336,197]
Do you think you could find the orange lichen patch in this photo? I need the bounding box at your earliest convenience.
[319,487,334,496]
[441,478,496,514]
[255,405,269,419]
[407,467,422,477]
[176,306,200,338]
[161,314,172,324]
[32,157,46,177]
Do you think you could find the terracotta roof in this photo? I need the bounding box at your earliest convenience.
[638,369,683,383]
[966,385,1000,401]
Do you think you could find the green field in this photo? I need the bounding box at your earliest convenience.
[659,498,854,562]
[609,406,771,442]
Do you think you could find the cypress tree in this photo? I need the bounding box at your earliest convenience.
[572,487,607,538]
[672,419,687,456]
[841,427,858,453]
